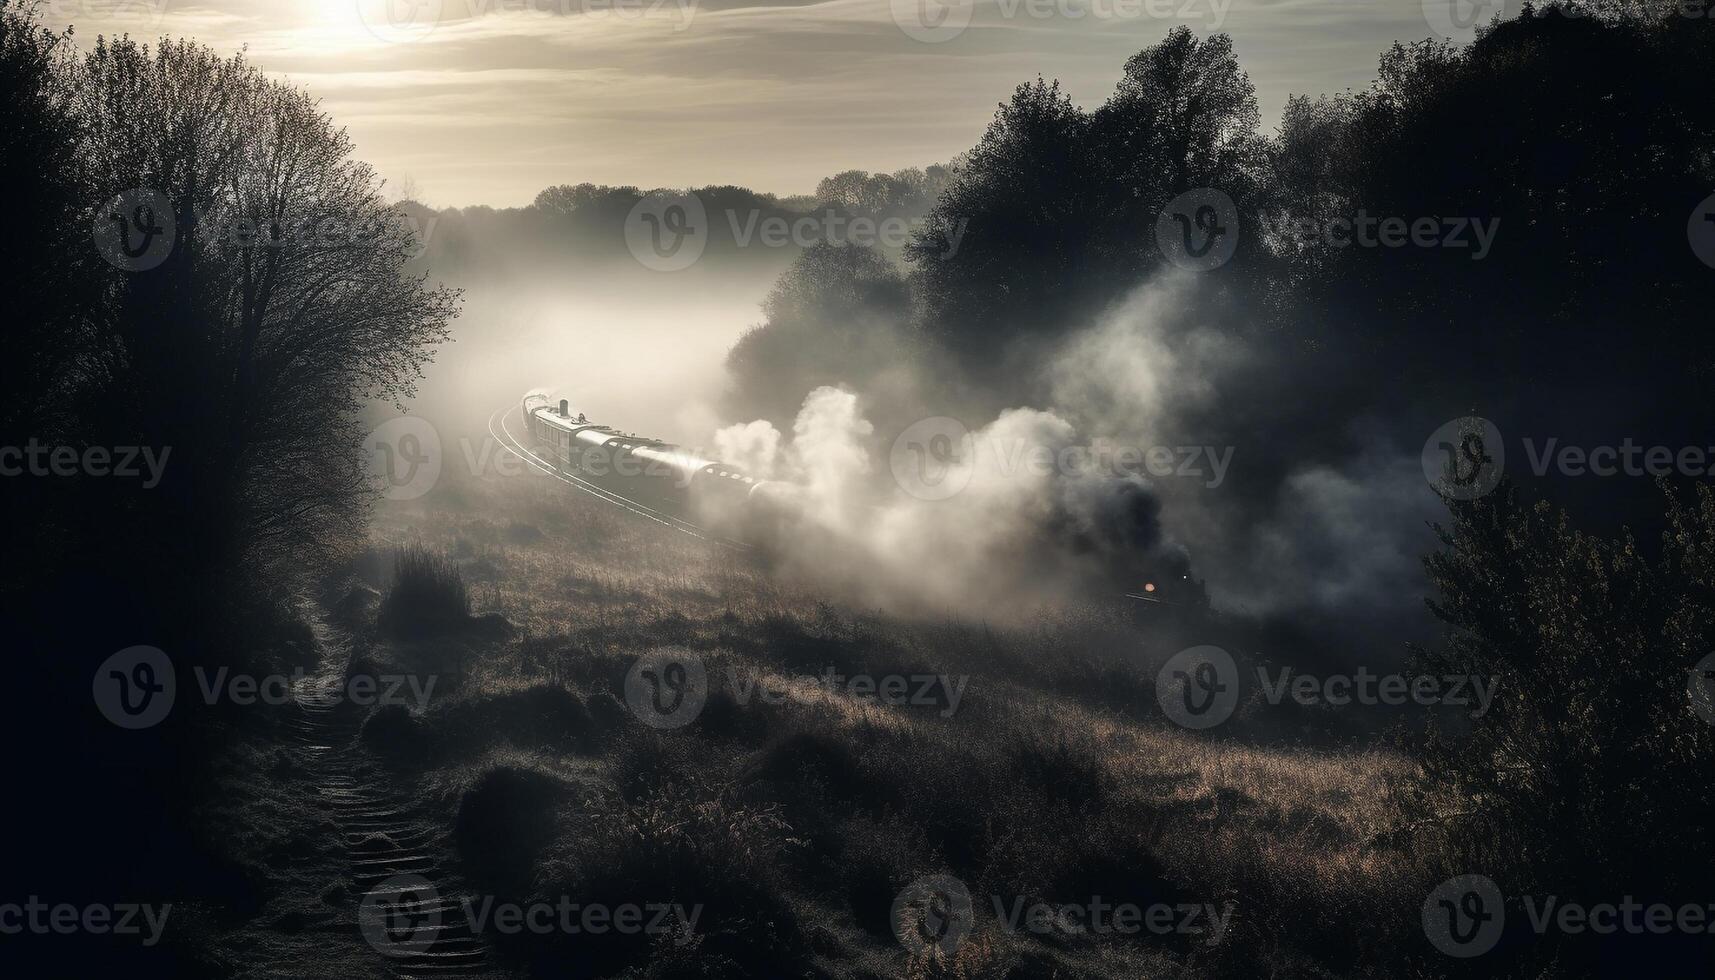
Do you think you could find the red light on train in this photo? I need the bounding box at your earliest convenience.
[1143,582,1156,593]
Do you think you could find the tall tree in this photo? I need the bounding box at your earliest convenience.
[68,36,460,585]
[907,78,1094,365]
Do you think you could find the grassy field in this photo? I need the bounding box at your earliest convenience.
[299,460,1444,979]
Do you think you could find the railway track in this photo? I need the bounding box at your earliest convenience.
[486,405,749,551]
[285,609,498,980]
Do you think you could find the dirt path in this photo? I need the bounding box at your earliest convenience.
[211,606,505,978]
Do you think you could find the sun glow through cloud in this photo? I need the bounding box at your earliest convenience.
[41,0,1432,206]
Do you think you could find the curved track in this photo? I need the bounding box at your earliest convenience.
[485,406,748,551]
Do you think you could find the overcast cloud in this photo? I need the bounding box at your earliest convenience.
[43,0,1432,204]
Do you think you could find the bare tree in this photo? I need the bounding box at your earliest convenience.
[69,36,460,578]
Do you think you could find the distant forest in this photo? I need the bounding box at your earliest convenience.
[3,0,1714,974]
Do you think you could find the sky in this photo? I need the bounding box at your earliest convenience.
[41,0,1445,207]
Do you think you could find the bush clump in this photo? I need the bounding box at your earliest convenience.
[378,544,471,639]
[454,765,570,898]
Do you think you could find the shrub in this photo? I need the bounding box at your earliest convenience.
[1400,483,1715,971]
[430,684,594,755]
[378,544,471,638]
[454,765,570,898]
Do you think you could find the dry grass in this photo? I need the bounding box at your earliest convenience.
[350,465,1432,977]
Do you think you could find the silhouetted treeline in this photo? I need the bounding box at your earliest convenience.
[400,166,952,283]
[1,5,456,968]
[1405,481,1715,975]
[734,10,1713,534]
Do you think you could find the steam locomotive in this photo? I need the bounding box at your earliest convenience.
[520,392,793,528]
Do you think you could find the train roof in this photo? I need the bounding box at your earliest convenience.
[530,403,763,483]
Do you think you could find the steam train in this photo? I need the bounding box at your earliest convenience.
[520,392,792,528]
